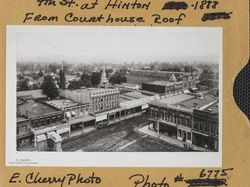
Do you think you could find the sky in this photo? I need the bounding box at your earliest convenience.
[16,26,221,64]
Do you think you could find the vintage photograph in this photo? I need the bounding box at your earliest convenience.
[6,26,222,166]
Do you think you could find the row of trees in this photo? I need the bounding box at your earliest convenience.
[67,72,101,89]
[31,68,127,99]
[197,69,217,89]
[67,69,127,89]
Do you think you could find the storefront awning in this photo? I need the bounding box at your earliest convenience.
[96,114,107,122]
[57,128,70,134]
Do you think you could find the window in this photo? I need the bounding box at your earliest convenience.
[178,129,182,137]
[210,124,215,134]
[33,120,38,125]
[169,115,172,122]
[204,124,209,133]
[52,117,57,123]
[41,119,46,125]
[199,123,204,131]
[180,117,183,124]
[194,122,198,129]
[151,110,155,117]
[161,112,164,119]
[71,111,76,117]
[187,132,191,140]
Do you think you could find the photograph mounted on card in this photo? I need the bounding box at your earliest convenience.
[6,25,222,167]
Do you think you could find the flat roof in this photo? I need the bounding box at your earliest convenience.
[152,94,195,106]
[203,101,219,113]
[19,102,59,118]
[130,70,190,75]
[17,89,46,99]
[122,91,147,99]
[119,97,131,103]
[62,88,119,97]
[17,98,26,105]
[17,117,29,123]
[46,99,80,110]
[120,95,134,101]
[174,95,218,110]
[121,83,139,87]
[144,80,183,86]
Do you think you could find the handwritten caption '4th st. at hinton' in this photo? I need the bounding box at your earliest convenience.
[22,0,233,24]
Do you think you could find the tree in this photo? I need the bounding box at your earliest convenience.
[91,71,101,86]
[184,65,194,73]
[68,80,82,90]
[41,75,58,99]
[109,70,127,85]
[48,64,57,74]
[58,69,66,89]
[105,68,113,78]
[81,73,92,87]
[37,69,44,77]
[18,79,29,91]
[199,69,215,89]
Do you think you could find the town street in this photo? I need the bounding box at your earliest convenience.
[62,115,185,152]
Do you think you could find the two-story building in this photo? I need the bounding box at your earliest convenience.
[16,117,33,149]
[17,99,68,151]
[45,99,95,135]
[192,102,219,150]
[148,94,218,150]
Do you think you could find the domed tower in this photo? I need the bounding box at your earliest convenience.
[99,66,109,88]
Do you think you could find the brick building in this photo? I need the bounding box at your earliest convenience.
[127,70,196,85]
[148,94,219,150]
[59,88,120,114]
[17,99,68,151]
[192,102,219,150]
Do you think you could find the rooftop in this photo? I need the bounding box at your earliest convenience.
[202,101,219,114]
[17,98,26,105]
[18,101,59,118]
[121,83,139,87]
[46,99,80,110]
[17,89,47,99]
[61,88,119,96]
[17,117,29,123]
[122,91,148,99]
[144,80,183,86]
[121,95,160,109]
[174,95,218,110]
[130,70,190,76]
[152,94,195,106]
